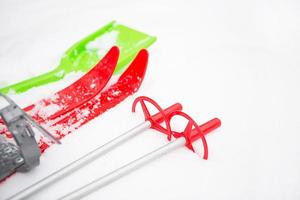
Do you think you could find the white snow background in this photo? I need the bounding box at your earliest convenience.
[0,0,300,199]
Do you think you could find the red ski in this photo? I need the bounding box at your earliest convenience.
[1,47,149,153]
[0,47,119,137]
[38,49,148,151]
[27,46,120,123]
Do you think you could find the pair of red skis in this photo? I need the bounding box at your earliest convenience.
[0,46,149,152]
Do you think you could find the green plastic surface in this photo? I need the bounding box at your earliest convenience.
[0,21,156,94]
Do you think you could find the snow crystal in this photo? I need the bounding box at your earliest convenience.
[111,90,121,96]
[102,74,120,92]
[86,30,119,56]
[90,83,96,88]
[55,70,65,78]
[27,101,46,116]
[7,89,17,96]
[48,107,91,137]
[75,108,90,120]
[49,93,60,102]
[37,104,62,119]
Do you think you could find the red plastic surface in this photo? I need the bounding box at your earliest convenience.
[190,118,221,142]
[0,47,119,137]
[151,103,182,124]
[167,111,206,159]
[0,48,149,153]
[28,46,119,121]
[0,48,149,183]
[35,49,149,151]
[132,96,182,141]
[131,96,221,160]
[168,112,221,160]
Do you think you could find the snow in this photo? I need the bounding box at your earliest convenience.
[1,1,300,200]
[101,74,120,92]
[86,30,119,56]
[36,103,62,119]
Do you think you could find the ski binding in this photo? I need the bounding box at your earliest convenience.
[0,93,60,181]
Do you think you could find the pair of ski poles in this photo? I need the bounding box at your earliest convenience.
[9,96,221,200]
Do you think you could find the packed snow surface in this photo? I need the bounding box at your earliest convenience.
[86,30,119,56]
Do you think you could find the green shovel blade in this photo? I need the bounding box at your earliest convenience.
[0,21,156,94]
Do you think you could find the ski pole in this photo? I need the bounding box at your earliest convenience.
[8,99,182,200]
[59,117,221,200]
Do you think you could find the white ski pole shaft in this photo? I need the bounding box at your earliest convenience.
[59,117,221,200]
[9,103,181,200]
[8,122,150,200]
[59,137,186,200]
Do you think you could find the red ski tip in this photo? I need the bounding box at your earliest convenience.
[120,49,148,81]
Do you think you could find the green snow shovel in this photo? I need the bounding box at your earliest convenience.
[0,21,156,94]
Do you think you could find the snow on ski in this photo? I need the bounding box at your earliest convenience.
[1,48,149,153]
[0,47,119,136]
[38,49,148,152]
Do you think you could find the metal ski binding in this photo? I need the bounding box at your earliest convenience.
[0,93,60,181]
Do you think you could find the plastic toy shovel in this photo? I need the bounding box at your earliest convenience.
[0,21,156,94]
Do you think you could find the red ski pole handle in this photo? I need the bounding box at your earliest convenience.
[132,96,221,160]
[191,118,221,142]
[151,103,182,124]
[189,118,221,160]
[168,111,221,160]
[132,96,182,141]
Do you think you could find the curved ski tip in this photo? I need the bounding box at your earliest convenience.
[138,48,149,56]
[133,49,149,69]
[135,49,149,62]
[99,46,120,63]
[108,46,120,55]
[119,49,149,80]
[91,46,119,71]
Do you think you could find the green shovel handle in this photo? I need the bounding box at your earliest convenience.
[0,69,62,94]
